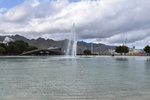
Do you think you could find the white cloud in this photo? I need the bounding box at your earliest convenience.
[4,5,31,22]
[0,8,7,13]
[0,0,149,47]
[99,29,150,44]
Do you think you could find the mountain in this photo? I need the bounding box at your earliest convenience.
[0,35,115,54]
[77,41,115,54]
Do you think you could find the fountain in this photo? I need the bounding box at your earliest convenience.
[66,24,77,57]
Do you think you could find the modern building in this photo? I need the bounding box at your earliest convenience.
[3,37,14,45]
[21,47,63,56]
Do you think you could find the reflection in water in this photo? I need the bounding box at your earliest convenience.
[115,57,128,61]
[146,58,150,61]
[145,58,150,70]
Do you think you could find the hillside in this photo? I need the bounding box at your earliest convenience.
[0,35,115,54]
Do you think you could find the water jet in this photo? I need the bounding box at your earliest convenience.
[66,24,77,57]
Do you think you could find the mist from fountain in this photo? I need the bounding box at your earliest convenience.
[66,24,77,57]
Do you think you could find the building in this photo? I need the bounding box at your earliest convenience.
[128,46,144,56]
[3,37,14,45]
[21,47,63,56]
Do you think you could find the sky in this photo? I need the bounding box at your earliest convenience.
[0,0,150,48]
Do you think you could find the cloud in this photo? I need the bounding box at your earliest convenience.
[0,0,149,46]
[0,7,7,17]
[4,5,31,22]
[99,29,150,44]
[0,8,7,13]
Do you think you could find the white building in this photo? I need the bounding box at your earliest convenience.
[3,37,14,45]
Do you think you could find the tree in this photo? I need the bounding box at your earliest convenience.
[144,45,150,54]
[83,49,91,55]
[14,40,29,53]
[115,45,129,55]
[6,40,38,55]
[0,46,6,54]
[0,43,6,48]
[6,42,20,54]
[0,43,6,55]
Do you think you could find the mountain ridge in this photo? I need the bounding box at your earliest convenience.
[0,35,115,54]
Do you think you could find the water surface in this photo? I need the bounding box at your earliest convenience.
[0,56,150,100]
